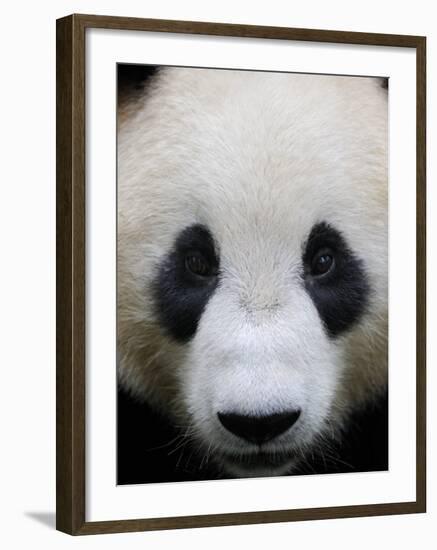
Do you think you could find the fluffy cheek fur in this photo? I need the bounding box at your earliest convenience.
[177,285,344,476]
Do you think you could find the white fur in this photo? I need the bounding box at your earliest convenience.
[118,68,388,477]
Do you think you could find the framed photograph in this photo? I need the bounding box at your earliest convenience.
[56,14,426,535]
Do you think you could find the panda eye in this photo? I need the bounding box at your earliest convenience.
[185,252,215,278]
[311,248,335,276]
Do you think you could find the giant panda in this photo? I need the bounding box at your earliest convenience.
[117,65,388,484]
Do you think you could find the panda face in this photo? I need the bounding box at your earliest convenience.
[151,218,368,476]
[117,68,388,478]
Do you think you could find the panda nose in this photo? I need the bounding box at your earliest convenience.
[217,410,301,445]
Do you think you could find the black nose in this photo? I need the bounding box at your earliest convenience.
[217,410,301,445]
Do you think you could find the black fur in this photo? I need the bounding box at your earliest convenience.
[302,222,370,337]
[152,224,220,342]
[117,387,220,484]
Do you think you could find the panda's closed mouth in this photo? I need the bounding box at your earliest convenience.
[222,450,294,469]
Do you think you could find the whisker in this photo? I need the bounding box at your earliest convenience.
[146,433,185,453]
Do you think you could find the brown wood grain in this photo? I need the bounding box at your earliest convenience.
[56,13,426,535]
[415,37,427,514]
[56,15,86,534]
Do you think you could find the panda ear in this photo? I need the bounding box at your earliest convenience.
[118,64,159,94]
[380,77,389,90]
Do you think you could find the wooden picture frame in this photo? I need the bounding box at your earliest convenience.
[56,13,426,535]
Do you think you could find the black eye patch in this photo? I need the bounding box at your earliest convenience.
[152,224,220,342]
[302,222,370,337]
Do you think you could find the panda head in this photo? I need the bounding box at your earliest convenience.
[118,68,388,478]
